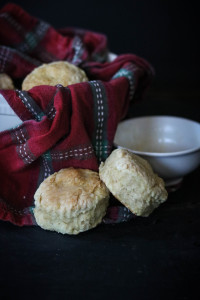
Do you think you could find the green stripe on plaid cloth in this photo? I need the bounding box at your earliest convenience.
[37,151,54,185]
[18,21,50,53]
[112,67,135,100]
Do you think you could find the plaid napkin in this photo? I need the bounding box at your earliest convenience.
[0,3,154,226]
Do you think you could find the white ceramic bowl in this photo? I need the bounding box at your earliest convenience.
[0,93,21,131]
[114,116,200,187]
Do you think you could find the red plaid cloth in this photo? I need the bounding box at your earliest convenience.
[0,3,154,226]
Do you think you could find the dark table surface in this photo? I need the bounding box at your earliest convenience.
[1,90,200,300]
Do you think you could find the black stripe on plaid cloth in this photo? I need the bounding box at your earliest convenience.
[89,80,112,163]
[0,11,50,54]
[37,151,54,186]
[16,141,36,165]
[0,10,57,62]
[15,90,55,183]
[0,45,13,72]
[0,45,40,75]
[10,124,29,145]
[17,90,46,121]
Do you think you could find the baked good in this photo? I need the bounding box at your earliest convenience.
[22,61,88,90]
[99,148,168,217]
[0,73,15,89]
[34,167,110,234]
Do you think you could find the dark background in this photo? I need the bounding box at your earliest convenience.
[1,0,199,94]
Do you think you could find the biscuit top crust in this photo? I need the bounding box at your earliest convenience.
[22,61,88,90]
[0,73,15,89]
[119,149,157,184]
[34,168,109,214]
[100,148,158,185]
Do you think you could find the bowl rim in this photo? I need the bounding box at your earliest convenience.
[114,115,200,157]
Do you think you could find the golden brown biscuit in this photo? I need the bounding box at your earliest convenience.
[34,168,110,234]
[22,61,88,90]
[99,148,168,217]
[0,73,15,89]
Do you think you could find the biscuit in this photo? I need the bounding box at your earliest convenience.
[22,61,88,90]
[34,168,110,234]
[99,148,168,217]
[0,73,15,89]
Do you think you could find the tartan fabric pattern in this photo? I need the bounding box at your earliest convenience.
[17,142,36,165]
[0,11,49,54]
[0,45,40,76]
[17,90,46,121]
[0,3,109,78]
[10,124,28,144]
[51,144,94,161]
[103,206,136,224]
[17,21,49,54]
[0,45,13,72]
[112,66,135,100]
[0,196,36,223]
[38,151,54,184]
[90,80,111,163]
[0,3,154,226]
